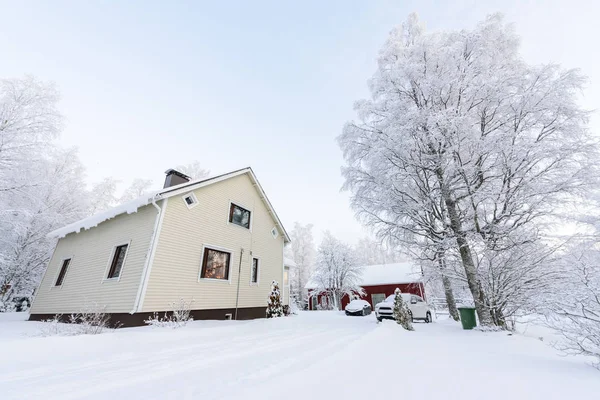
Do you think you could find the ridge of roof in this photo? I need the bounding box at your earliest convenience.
[48,167,290,243]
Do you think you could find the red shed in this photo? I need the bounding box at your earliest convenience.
[307,262,425,311]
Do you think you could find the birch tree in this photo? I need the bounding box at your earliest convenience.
[339,13,596,326]
[311,232,364,310]
[288,222,315,307]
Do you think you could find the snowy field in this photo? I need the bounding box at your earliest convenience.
[1,312,599,400]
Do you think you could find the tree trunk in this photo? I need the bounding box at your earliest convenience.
[435,171,492,326]
[437,254,459,321]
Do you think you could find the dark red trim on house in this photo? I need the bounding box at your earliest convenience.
[29,306,267,328]
[308,282,425,310]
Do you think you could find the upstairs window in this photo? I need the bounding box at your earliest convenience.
[107,244,128,279]
[271,227,279,239]
[229,203,251,229]
[55,258,71,286]
[182,192,198,209]
[201,247,231,280]
[251,258,259,284]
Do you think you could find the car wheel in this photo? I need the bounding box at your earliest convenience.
[377,316,382,322]
[425,312,431,323]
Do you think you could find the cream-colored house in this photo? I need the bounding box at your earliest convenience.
[29,167,291,326]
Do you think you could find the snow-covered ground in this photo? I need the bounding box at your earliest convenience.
[1,311,598,400]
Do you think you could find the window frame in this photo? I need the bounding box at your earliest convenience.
[271,226,279,239]
[198,244,233,283]
[103,241,131,282]
[182,192,199,209]
[52,256,73,288]
[227,201,252,231]
[250,256,260,285]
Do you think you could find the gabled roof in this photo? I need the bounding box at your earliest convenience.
[305,262,422,289]
[49,167,290,243]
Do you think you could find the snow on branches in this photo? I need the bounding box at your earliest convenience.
[267,280,284,318]
[338,13,597,327]
[393,288,414,331]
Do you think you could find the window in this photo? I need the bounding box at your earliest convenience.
[201,247,231,280]
[251,258,259,284]
[182,192,198,209]
[229,203,251,229]
[283,269,289,286]
[55,258,71,286]
[107,244,128,279]
[271,227,278,239]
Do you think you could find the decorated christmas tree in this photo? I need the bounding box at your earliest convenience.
[266,280,284,318]
[393,288,414,331]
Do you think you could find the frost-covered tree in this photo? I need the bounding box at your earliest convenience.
[88,177,119,214]
[266,280,283,318]
[354,237,403,266]
[0,76,62,191]
[0,148,88,309]
[120,178,154,202]
[310,232,364,310]
[393,288,413,331]
[544,241,600,367]
[175,161,210,180]
[288,222,315,307]
[339,13,596,326]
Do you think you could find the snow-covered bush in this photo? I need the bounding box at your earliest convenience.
[69,304,112,334]
[145,298,194,328]
[266,280,283,318]
[393,289,413,331]
[38,304,112,336]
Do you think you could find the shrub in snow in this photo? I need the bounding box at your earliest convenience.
[145,298,194,328]
[69,304,112,334]
[38,304,112,336]
[393,288,413,331]
[266,280,283,318]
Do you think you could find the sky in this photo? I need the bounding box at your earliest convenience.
[1,0,598,245]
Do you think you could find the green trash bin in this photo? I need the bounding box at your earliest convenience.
[457,307,477,330]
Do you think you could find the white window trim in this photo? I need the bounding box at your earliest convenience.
[198,243,234,284]
[250,256,260,286]
[227,200,253,232]
[271,226,279,239]
[51,255,74,289]
[182,192,199,209]
[102,240,132,283]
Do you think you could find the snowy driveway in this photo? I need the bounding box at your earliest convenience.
[1,312,599,399]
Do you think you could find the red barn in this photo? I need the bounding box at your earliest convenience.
[306,262,425,311]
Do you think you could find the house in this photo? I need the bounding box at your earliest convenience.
[29,167,291,326]
[306,262,425,310]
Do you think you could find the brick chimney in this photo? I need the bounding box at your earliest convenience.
[163,169,191,188]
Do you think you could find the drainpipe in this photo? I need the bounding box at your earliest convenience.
[234,248,244,320]
[131,196,161,314]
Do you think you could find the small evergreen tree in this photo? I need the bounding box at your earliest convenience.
[266,280,283,318]
[393,288,414,331]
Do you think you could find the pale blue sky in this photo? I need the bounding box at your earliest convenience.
[1,0,598,243]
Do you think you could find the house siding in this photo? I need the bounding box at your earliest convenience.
[140,173,285,315]
[29,204,158,315]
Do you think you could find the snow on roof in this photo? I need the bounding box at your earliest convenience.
[48,167,291,242]
[359,262,422,286]
[284,257,297,268]
[48,192,159,239]
[305,262,422,289]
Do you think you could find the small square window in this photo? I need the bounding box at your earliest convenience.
[271,227,279,239]
[107,244,128,279]
[182,193,198,209]
[229,203,251,229]
[55,258,71,286]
